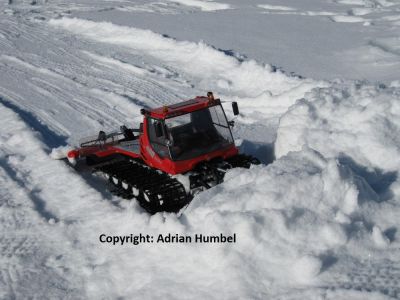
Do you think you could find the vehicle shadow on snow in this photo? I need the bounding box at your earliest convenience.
[79,170,127,208]
[338,154,397,203]
[319,253,338,273]
[384,227,397,243]
[0,96,68,151]
[0,156,59,222]
[239,140,275,165]
[0,96,123,209]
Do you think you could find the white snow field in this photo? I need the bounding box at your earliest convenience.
[1,0,400,299]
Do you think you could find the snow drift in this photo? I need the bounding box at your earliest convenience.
[48,18,324,119]
[164,0,231,11]
[2,98,399,298]
[276,82,400,173]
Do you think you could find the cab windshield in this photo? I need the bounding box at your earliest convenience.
[148,105,234,161]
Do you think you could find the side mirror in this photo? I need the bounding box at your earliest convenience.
[154,121,163,137]
[232,102,239,116]
[98,131,106,141]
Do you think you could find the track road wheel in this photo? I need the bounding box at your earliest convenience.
[137,189,159,213]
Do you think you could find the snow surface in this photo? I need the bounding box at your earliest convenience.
[163,0,231,12]
[1,0,400,299]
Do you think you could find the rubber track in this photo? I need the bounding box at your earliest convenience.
[95,160,190,214]
[94,154,259,214]
[226,154,261,168]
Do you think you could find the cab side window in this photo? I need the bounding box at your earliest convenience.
[147,118,169,158]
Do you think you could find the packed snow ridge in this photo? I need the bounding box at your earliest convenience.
[165,0,231,11]
[276,81,400,172]
[49,17,324,120]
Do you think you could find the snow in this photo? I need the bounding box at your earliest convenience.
[164,0,231,12]
[50,145,74,160]
[71,0,400,82]
[49,17,320,100]
[372,226,390,248]
[1,0,400,299]
[330,15,368,23]
[258,4,296,11]
[275,82,400,172]
[291,255,323,284]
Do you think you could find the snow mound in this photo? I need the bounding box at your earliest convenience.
[276,82,400,173]
[292,255,322,284]
[165,0,231,11]
[50,145,73,160]
[48,18,324,119]
[3,98,398,298]
[258,4,296,11]
[186,147,398,290]
[372,225,390,248]
[330,15,367,23]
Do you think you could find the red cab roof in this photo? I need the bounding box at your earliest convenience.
[148,96,219,119]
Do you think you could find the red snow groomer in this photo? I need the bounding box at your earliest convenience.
[68,92,259,213]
